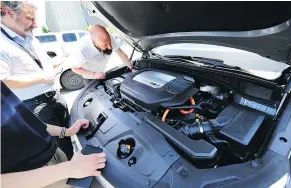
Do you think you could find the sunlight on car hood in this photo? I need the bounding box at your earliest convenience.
[152,44,288,80]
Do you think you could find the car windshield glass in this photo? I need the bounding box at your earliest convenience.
[62,33,77,42]
[36,35,57,43]
[78,32,87,38]
[152,43,289,80]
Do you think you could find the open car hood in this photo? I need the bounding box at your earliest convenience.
[88,1,291,64]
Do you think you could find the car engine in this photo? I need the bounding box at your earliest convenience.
[88,68,273,168]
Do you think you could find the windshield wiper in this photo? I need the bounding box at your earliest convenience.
[150,53,250,72]
[163,55,243,70]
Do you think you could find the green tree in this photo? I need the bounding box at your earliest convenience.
[85,25,91,32]
[106,26,115,34]
[42,26,50,33]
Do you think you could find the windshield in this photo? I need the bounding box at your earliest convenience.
[78,32,87,38]
[152,43,289,80]
[62,33,77,42]
[35,35,57,43]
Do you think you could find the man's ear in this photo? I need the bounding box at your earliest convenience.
[5,8,15,18]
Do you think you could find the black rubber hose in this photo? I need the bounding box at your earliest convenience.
[179,123,201,139]
[179,121,214,139]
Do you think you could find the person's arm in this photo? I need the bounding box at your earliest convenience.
[3,74,55,89]
[71,66,95,79]
[2,152,106,188]
[115,48,134,70]
[2,161,70,188]
[47,119,90,137]
[0,52,53,88]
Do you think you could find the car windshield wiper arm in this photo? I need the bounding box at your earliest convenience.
[150,53,253,75]
[163,55,243,70]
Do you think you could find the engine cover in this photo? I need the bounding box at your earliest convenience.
[120,69,198,110]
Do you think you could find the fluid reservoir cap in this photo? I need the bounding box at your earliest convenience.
[128,157,137,167]
[117,138,136,159]
[120,144,131,154]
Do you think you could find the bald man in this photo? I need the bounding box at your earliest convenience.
[72,25,135,85]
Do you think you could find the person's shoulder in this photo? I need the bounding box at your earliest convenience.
[109,33,116,41]
[109,33,120,50]
[77,35,91,50]
[0,34,10,47]
[79,34,91,45]
[0,35,15,55]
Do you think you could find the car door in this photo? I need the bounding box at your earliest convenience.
[61,32,79,58]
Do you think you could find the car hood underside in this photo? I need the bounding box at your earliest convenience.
[91,1,291,64]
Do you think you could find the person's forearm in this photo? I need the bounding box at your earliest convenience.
[47,124,71,137]
[122,59,133,69]
[72,67,95,79]
[1,161,71,188]
[119,52,133,69]
[47,124,63,136]
[3,75,43,88]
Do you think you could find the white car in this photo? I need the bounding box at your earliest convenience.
[34,30,88,58]
[34,31,89,90]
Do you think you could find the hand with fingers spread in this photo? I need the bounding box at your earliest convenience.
[66,151,106,178]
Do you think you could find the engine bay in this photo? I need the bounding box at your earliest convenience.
[88,68,277,168]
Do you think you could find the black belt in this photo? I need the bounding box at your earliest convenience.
[23,91,57,103]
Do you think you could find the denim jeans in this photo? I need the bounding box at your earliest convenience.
[23,92,74,159]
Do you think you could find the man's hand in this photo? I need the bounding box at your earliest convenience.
[41,74,56,83]
[66,119,90,136]
[66,151,106,178]
[95,72,106,80]
[131,67,137,73]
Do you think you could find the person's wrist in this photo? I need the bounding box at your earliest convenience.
[58,161,74,179]
[129,64,133,69]
[65,128,71,137]
[59,127,68,138]
[39,75,45,83]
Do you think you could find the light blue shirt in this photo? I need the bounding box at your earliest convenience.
[0,23,55,100]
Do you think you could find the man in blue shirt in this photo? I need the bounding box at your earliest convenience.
[1,81,106,187]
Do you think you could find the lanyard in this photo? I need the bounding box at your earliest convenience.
[1,28,43,70]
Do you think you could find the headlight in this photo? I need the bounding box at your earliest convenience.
[269,173,290,188]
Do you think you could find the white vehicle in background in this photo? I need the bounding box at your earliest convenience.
[34,30,88,58]
[34,30,89,90]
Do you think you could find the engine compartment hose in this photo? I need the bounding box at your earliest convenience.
[179,121,213,139]
[162,109,170,122]
[180,97,196,114]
